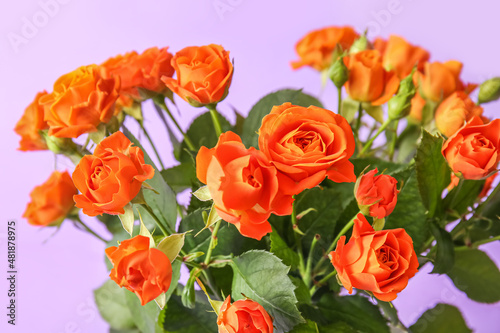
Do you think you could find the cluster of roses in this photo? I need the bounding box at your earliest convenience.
[16,24,500,333]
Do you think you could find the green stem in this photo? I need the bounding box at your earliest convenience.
[313,212,359,274]
[358,118,392,157]
[154,97,196,151]
[292,198,306,276]
[304,235,320,288]
[310,270,337,295]
[73,216,108,243]
[337,87,342,114]
[388,119,399,161]
[354,103,363,139]
[470,235,500,247]
[141,204,170,237]
[474,182,500,217]
[207,105,223,137]
[140,122,166,170]
[204,220,222,266]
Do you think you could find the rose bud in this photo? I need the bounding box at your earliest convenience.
[14,91,49,151]
[162,44,233,107]
[330,213,419,302]
[442,116,500,180]
[478,77,500,105]
[23,171,77,226]
[388,69,417,120]
[373,35,430,79]
[435,91,484,137]
[344,49,400,105]
[328,54,349,89]
[355,168,399,219]
[101,47,174,108]
[291,26,359,71]
[349,33,371,55]
[258,103,356,196]
[106,235,172,306]
[196,132,293,240]
[72,131,155,216]
[40,65,120,138]
[217,296,273,333]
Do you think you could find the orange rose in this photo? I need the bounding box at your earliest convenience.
[435,92,484,137]
[162,44,233,107]
[258,103,356,195]
[442,117,500,180]
[23,171,77,226]
[408,93,426,122]
[355,168,399,219]
[196,132,293,240]
[105,235,172,305]
[217,296,274,333]
[40,65,120,138]
[101,47,174,108]
[373,35,430,79]
[414,61,470,102]
[291,26,359,71]
[73,131,154,216]
[330,213,419,301]
[344,49,400,105]
[14,91,49,151]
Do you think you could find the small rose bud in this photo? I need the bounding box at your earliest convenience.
[349,32,371,54]
[478,77,500,104]
[388,68,417,120]
[328,55,349,89]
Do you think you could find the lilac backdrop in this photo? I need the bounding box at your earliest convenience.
[1,0,500,332]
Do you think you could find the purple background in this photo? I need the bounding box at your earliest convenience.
[1,0,500,332]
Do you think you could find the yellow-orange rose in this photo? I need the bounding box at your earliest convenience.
[14,91,49,151]
[291,26,359,71]
[23,171,77,226]
[162,44,233,107]
[40,65,120,138]
[258,103,356,195]
[435,91,484,137]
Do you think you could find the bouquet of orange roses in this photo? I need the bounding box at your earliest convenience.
[16,26,500,333]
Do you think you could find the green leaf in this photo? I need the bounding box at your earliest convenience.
[124,289,163,333]
[316,294,389,333]
[384,167,429,253]
[241,89,323,148]
[290,319,319,333]
[410,303,472,333]
[362,103,384,123]
[318,322,357,333]
[447,248,500,303]
[164,260,181,305]
[231,250,305,332]
[429,222,455,274]
[94,280,136,330]
[123,127,177,231]
[290,276,311,305]
[192,186,212,201]
[444,179,485,218]
[160,163,198,194]
[396,123,421,163]
[270,227,300,270]
[156,233,187,262]
[415,130,450,218]
[340,98,360,123]
[118,203,135,236]
[162,294,218,333]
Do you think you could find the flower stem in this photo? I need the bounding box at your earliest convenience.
[139,121,166,170]
[154,97,196,151]
[388,119,399,161]
[73,216,109,243]
[359,118,392,157]
[207,105,223,137]
[292,198,306,276]
[304,235,320,288]
[141,204,170,237]
[204,220,222,266]
[354,103,363,139]
[313,212,359,274]
[310,270,337,295]
[337,87,342,114]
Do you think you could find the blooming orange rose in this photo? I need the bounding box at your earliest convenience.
[40,65,120,138]
[73,131,155,216]
[408,93,426,122]
[106,235,172,305]
[162,44,233,107]
[14,91,49,151]
[291,26,358,71]
[217,296,274,333]
[330,213,419,301]
[23,171,77,226]
[196,131,293,240]
[435,91,484,137]
[258,103,356,195]
[355,168,399,219]
[373,35,430,79]
[442,117,500,180]
[101,47,174,108]
[344,49,400,105]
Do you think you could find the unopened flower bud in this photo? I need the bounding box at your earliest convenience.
[349,33,371,54]
[478,77,500,104]
[328,55,349,89]
[388,69,417,120]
